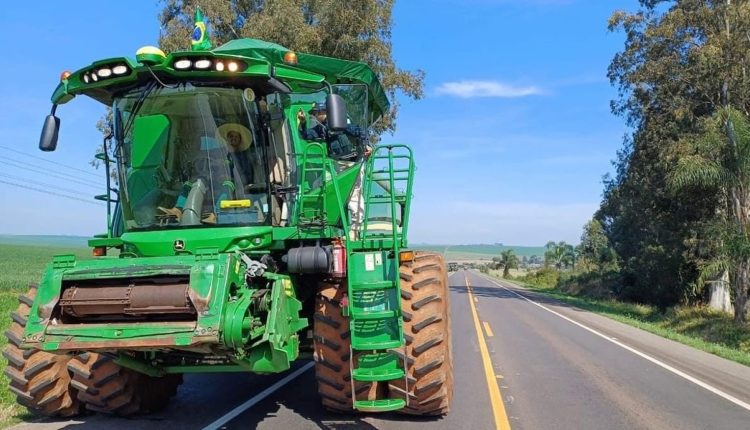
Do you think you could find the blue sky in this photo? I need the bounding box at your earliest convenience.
[0,1,636,245]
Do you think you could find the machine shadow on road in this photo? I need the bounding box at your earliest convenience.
[41,360,444,429]
[202,369,445,429]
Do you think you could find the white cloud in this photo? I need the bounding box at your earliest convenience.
[435,80,544,99]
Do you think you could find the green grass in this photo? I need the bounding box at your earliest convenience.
[0,235,91,248]
[486,272,750,367]
[0,244,91,427]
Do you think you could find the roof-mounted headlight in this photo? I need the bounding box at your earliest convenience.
[174,59,192,70]
[194,59,211,69]
[97,68,112,78]
[112,65,129,75]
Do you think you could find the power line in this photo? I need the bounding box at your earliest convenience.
[0,179,104,206]
[0,154,101,183]
[0,145,101,178]
[0,173,94,197]
[0,159,102,190]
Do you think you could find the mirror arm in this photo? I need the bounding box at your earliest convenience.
[267,77,291,94]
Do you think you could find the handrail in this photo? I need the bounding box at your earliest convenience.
[361,144,414,248]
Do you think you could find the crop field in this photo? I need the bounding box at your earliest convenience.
[413,244,545,260]
[0,243,90,426]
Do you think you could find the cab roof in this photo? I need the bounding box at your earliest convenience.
[52,38,390,123]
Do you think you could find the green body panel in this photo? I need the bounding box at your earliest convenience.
[23,252,307,374]
[120,226,274,256]
[25,254,231,349]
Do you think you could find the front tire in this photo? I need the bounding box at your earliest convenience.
[313,281,381,412]
[68,353,182,415]
[3,284,81,417]
[389,252,453,415]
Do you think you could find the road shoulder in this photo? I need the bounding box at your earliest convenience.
[477,272,750,407]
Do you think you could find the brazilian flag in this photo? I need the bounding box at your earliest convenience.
[191,8,212,51]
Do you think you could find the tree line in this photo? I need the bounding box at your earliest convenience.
[584,1,750,323]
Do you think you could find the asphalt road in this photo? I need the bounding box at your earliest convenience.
[12,270,750,429]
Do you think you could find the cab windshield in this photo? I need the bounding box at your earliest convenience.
[114,84,269,231]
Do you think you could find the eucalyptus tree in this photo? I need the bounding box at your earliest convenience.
[604,0,750,313]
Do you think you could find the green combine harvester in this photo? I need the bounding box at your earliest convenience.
[5,11,452,417]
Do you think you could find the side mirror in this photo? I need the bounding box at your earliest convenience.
[39,114,60,152]
[326,93,348,132]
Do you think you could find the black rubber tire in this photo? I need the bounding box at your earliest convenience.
[3,283,82,417]
[389,252,453,415]
[313,281,382,412]
[68,352,182,415]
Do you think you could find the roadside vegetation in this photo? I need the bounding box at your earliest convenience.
[0,244,91,427]
[475,2,750,367]
[479,221,750,366]
[502,272,750,367]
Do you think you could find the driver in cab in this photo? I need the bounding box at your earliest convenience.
[296,102,369,160]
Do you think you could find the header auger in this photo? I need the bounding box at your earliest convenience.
[8,9,452,417]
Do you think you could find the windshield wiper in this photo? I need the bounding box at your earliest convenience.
[117,80,158,141]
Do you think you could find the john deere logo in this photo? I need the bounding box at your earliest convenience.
[174,240,185,251]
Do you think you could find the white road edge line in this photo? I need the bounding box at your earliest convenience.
[202,362,315,430]
[474,272,750,413]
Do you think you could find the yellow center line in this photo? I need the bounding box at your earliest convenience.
[483,321,495,338]
[465,273,511,430]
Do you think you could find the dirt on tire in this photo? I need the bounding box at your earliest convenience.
[3,283,82,417]
[68,352,182,415]
[389,252,453,415]
[313,280,382,412]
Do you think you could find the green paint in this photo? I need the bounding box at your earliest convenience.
[131,114,170,169]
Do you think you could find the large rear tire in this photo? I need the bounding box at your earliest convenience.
[68,353,182,415]
[313,281,381,412]
[389,252,453,415]
[3,284,81,417]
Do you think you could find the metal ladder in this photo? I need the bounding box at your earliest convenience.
[297,143,329,228]
[346,145,415,412]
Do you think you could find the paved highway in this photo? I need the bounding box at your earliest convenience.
[12,270,750,429]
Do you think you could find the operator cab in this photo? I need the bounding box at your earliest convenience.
[114,83,280,231]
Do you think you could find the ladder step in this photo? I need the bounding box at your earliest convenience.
[372,176,410,181]
[350,309,399,320]
[372,169,410,174]
[351,281,395,291]
[351,338,403,351]
[368,197,407,203]
[353,352,405,382]
[354,399,406,412]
